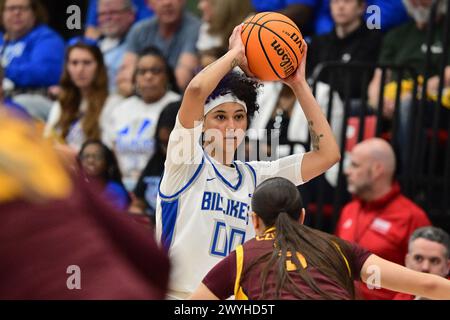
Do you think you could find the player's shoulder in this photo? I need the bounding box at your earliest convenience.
[241,238,273,262]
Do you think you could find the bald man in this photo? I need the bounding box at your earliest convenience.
[335,138,431,300]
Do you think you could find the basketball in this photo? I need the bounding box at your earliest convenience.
[241,12,305,81]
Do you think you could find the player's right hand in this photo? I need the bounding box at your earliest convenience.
[228,24,254,77]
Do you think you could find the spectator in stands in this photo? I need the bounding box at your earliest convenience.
[335,138,431,299]
[0,0,65,121]
[307,0,382,101]
[249,82,299,146]
[250,0,315,37]
[190,177,450,300]
[253,0,410,36]
[367,0,449,168]
[44,37,123,151]
[129,100,180,222]
[196,0,253,53]
[394,226,450,299]
[96,0,136,93]
[104,47,180,191]
[0,64,30,119]
[305,0,409,36]
[0,111,170,299]
[368,0,449,116]
[85,0,153,39]
[248,80,343,162]
[78,139,130,211]
[248,77,344,232]
[116,0,200,95]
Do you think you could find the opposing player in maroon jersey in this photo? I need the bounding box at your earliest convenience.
[190,177,450,300]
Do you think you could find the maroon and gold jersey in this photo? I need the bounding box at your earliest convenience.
[203,227,372,300]
[0,112,170,299]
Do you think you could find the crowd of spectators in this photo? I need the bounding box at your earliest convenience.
[1,0,449,299]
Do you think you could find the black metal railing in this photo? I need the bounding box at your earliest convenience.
[246,1,449,233]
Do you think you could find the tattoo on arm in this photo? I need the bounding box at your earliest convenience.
[308,121,324,151]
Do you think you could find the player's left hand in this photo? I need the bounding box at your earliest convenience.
[282,39,308,88]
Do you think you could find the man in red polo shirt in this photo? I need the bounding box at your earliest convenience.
[335,138,431,300]
[394,226,450,300]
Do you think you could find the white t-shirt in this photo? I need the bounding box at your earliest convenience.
[196,23,222,51]
[155,116,305,299]
[103,91,180,190]
[43,94,123,151]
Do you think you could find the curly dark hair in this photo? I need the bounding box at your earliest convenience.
[206,71,262,120]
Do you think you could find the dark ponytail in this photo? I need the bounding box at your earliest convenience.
[247,177,355,299]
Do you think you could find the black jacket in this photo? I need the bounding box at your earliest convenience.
[307,22,382,100]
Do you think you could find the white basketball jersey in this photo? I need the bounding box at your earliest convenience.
[155,117,304,299]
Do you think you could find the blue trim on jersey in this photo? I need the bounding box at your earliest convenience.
[210,220,228,257]
[228,227,246,253]
[158,156,205,200]
[160,199,179,251]
[205,153,243,191]
[244,163,257,188]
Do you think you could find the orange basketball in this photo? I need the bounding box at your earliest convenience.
[241,12,305,81]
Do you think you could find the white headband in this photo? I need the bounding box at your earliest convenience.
[204,93,247,115]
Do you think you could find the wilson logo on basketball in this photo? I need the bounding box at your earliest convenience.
[270,39,295,76]
[241,12,305,80]
[289,31,305,54]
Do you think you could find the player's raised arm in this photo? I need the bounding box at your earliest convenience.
[178,25,252,129]
[361,254,450,300]
[282,41,341,183]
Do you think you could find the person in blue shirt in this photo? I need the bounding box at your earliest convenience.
[95,0,137,93]
[252,0,410,37]
[78,139,131,211]
[84,0,153,39]
[116,0,201,94]
[308,0,410,35]
[0,0,65,121]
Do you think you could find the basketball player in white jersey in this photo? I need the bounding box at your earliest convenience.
[155,25,341,299]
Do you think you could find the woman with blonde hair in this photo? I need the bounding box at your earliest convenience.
[197,0,254,52]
